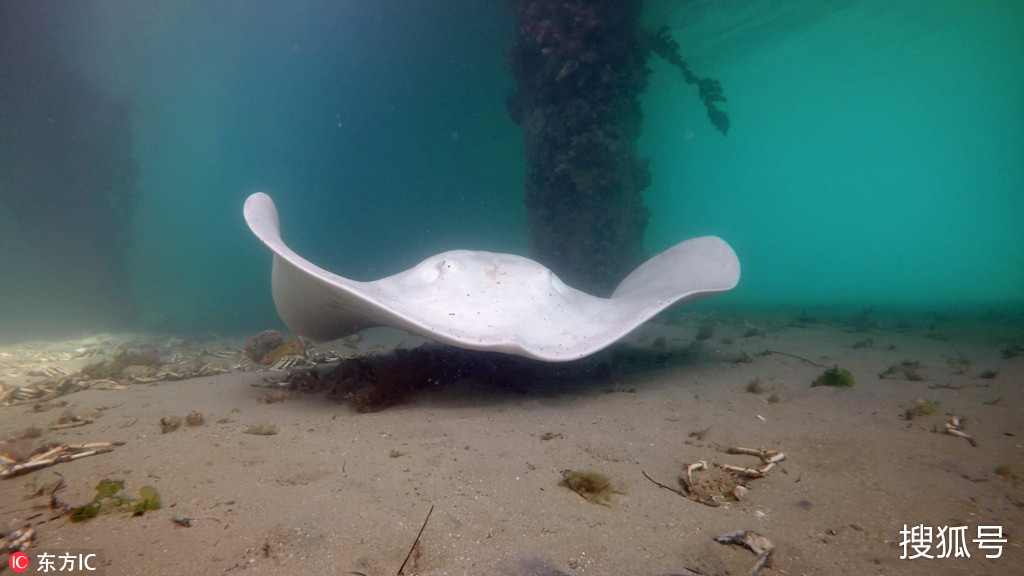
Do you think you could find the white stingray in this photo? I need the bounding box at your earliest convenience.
[244,192,740,362]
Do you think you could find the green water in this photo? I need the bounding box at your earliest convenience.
[0,1,1021,340]
[641,1,1024,308]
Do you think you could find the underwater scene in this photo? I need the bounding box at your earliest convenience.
[1,1,1022,574]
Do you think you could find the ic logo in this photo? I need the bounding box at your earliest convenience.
[9,551,30,572]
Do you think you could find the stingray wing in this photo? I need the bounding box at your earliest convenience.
[244,192,739,361]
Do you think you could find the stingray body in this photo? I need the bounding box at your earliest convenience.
[244,193,740,362]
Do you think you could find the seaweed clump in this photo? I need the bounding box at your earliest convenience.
[811,365,855,388]
[244,330,283,363]
[645,25,729,134]
[1001,342,1024,359]
[260,339,307,365]
[903,397,940,420]
[69,478,161,523]
[283,346,467,412]
[745,377,767,394]
[283,344,613,412]
[879,361,924,381]
[132,486,162,515]
[560,469,616,505]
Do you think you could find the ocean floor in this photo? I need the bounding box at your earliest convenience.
[1,309,1023,575]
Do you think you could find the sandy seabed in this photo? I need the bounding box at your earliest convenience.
[1,310,1022,576]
